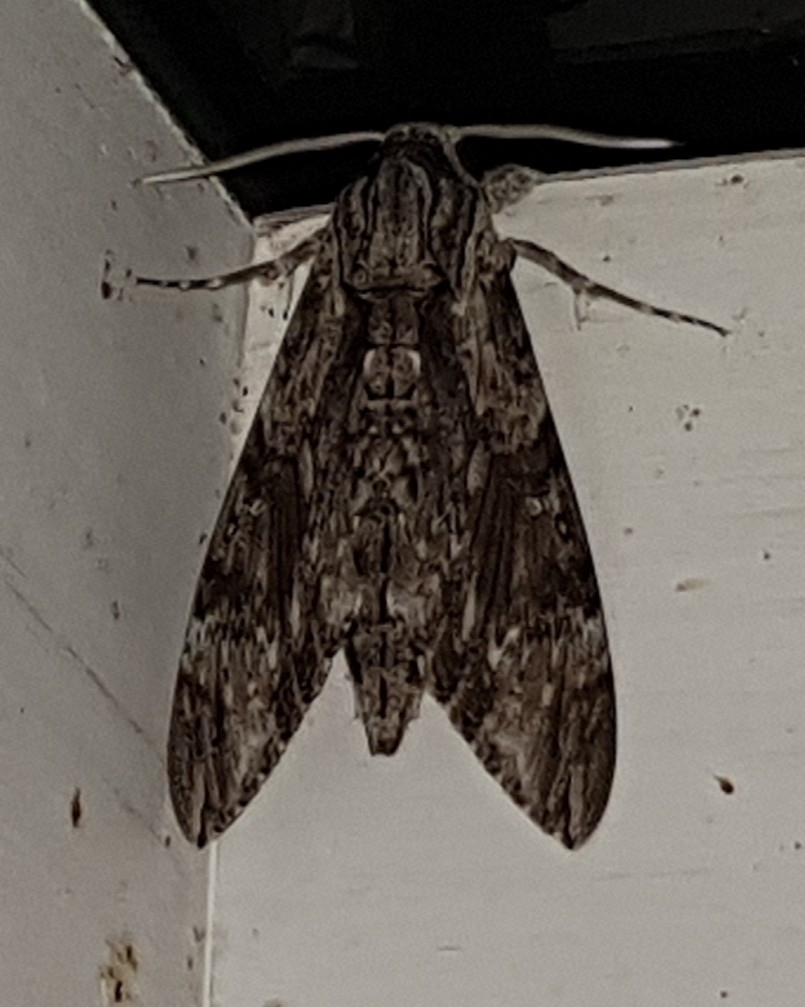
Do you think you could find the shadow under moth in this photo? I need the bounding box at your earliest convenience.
[138,123,726,849]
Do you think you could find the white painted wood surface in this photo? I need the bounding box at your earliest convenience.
[212,155,805,1007]
[0,2,252,1004]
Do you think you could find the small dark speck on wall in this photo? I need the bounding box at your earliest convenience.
[70,787,83,827]
[714,775,735,795]
[676,404,701,432]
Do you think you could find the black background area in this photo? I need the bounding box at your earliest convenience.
[92,0,805,215]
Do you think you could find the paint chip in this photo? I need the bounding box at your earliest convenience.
[100,940,139,1005]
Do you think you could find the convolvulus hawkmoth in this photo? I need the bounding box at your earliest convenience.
[139,123,726,849]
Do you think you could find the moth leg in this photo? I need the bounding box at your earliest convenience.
[510,237,729,336]
[482,165,545,214]
[135,225,329,292]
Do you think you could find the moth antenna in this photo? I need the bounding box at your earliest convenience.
[456,124,678,149]
[139,131,384,185]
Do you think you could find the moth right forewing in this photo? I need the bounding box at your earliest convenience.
[431,258,616,849]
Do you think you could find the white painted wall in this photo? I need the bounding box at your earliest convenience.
[0,2,252,1004]
[212,155,805,1007]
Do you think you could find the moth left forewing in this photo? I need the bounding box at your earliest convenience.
[432,258,616,849]
[168,226,353,846]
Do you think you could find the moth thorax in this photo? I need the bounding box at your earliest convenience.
[366,295,421,346]
[344,159,444,293]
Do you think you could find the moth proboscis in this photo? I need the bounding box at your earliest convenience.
[138,123,727,850]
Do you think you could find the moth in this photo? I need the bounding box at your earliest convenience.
[139,123,726,849]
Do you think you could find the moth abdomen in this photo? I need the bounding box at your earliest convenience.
[345,630,427,755]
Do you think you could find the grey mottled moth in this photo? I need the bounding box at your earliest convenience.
[139,123,726,849]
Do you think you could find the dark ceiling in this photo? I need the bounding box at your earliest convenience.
[92,0,805,216]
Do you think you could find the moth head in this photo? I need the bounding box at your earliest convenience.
[334,126,487,301]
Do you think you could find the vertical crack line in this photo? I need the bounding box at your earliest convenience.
[202,842,218,1007]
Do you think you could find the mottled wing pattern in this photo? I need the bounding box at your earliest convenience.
[167,230,349,846]
[431,265,615,849]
